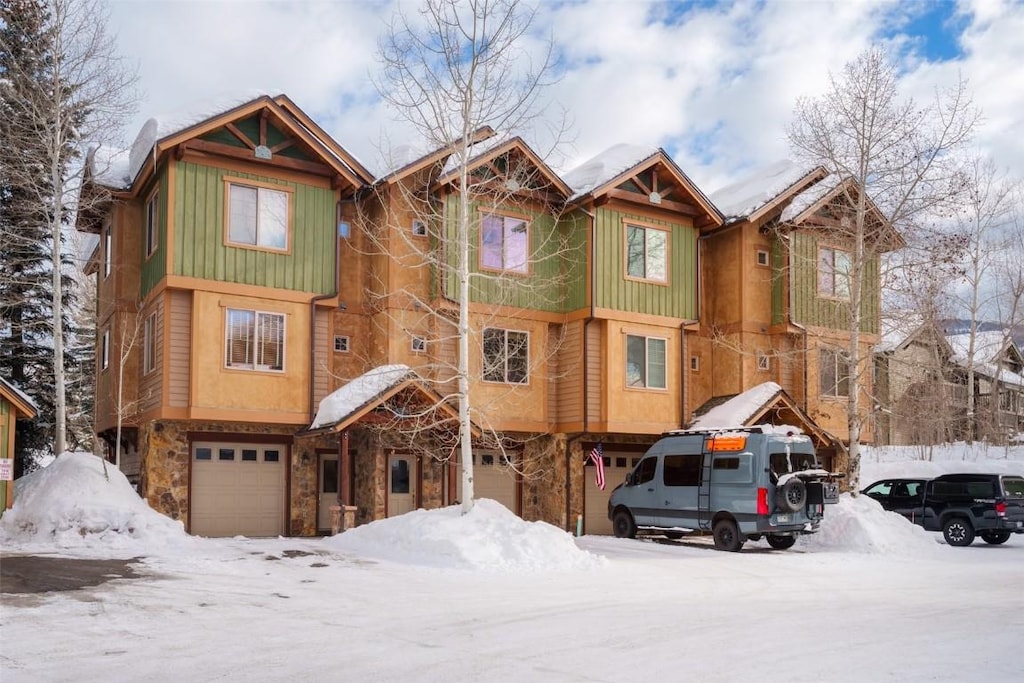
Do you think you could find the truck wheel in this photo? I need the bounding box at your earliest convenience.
[980,531,1011,545]
[942,517,975,547]
[612,510,637,539]
[766,534,797,550]
[777,479,807,513]
[713,519,744,552]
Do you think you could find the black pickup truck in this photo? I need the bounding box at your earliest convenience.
[861,473,1024,546]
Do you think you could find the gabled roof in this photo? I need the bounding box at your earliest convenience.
[87,93,373,199]
[875,319,952,356]
[780,175,903,249]
[0,377,38,419]
[709,160,824,223]
[375,126,497,184]
[431,135,572,199]
[688,381,838,450]
[945,331,1024,387]
[563,144,722,226]
[300,365,477,436]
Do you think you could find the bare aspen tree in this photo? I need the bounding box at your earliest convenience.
[374,0,564,513]
[788,48,978,490]
[0,0,136,457]
[946,159,1019,442]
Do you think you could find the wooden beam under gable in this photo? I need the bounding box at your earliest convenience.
[180,138,337,177]
[225,122,256,150]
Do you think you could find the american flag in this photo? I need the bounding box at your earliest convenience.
[588,443,605,490]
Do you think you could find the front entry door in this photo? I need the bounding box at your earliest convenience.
[318,454,339,532]
[388,454,416,517]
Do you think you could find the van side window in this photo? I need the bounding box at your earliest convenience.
[634,457,657,485]
[663,454,701,486]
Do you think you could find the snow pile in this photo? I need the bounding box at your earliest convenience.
[801,494,944,556]
[861,443,1024,483]
[0,452,192,554]
[563,143,659,200]
[326,498,605,572]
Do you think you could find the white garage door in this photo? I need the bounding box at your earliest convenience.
[191,442,287,537]
[456,450,518,514]
[584,449,640,535]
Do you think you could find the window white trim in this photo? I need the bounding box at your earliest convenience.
[756,249,769,267]
[626,334,667,389]
[145,191,158,258]
[411,219,427,237]
[757,353,770,371]
[482,327,530,384]
[100,329,110,371]
[411,336,426,353]
[820,347,851,398]
[225,308,285,372]
[334,335,350,353]
[690,356,700,372]
[143,313,157,375]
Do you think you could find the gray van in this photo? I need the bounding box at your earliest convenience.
[607,426,840,551]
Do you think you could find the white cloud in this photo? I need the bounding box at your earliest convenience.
[107,0,1022,188]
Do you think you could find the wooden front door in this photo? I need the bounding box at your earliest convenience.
[318,454,339,532]
[388,454,416,517]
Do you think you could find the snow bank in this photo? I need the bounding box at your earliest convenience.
[0,452,193,555]
[326,498,605,572]
[861,443,1024,484]
[800,494,944,556]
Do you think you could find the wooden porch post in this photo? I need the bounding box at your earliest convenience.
[339,429,351,506]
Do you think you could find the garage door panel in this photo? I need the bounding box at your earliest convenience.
[191,442,286,538]
[584,451,639,535]
[455,451,518,513]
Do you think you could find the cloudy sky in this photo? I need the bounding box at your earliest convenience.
[106,0,1023,192]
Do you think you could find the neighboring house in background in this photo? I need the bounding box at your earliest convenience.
[0,376,38,514]
[702,161,903,473]
[873,322,962,446]
[945,331,1024,443]
[77,96,897,538]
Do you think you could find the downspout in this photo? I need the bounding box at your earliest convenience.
[567,205,596,532]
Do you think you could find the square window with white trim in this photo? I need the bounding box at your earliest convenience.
[626,334,667,389]
[756,249,769,266]
[690,356,700,372]
[411,336,426,353]
[757,353,770,371]
[334,335,350,353]
[225,308,284,372]
[411,219,427,237]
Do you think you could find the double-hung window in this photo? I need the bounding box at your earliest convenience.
[818,246,851,298]
[225,308,285,372]
[625,224,667,282]
[482,328,529,383]
[480,213,528,273]
[227,181,289,251]
[820,347,851,398]
[626,334,666,389]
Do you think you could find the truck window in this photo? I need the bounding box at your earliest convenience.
[1003,478,1024,497]
[663,454,701,486]
[634,457,657,485]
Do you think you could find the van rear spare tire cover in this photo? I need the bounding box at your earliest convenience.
[777,478,807,513]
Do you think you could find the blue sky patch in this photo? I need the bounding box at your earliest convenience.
[888,0,968,62]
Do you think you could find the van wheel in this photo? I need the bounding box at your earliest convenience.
[942,517,975,546]
[766,534,797,550]
[980,531,1011,545]
[777,479,807,513]
[612,510,637,539]
[712,519,743,552]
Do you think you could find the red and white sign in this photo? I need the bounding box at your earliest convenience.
[0,458,13,481]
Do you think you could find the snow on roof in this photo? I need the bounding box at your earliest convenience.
[310,364,415,430]
[875,315,927,354]
[439,131,516,176]
[124,90,283,185]
[562,143,659,200]
[780,173,842,222]
[87,145,132,190]
[708,159,815,220]
[688,382,784,430]
[0,376,37,413]
[945,331,1024,387]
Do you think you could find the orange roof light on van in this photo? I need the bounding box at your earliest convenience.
[710,435,746,451]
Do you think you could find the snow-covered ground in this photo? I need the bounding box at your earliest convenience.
[2,445,1022,682]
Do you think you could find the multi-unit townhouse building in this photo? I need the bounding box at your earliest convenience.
[79,95,896,537]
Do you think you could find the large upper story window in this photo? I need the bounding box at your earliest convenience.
[226,181,290,251]
[482,327,529,383]
[625,224,667,282]
[818,246,851,298]
[626,334,666,389]
[225,308,284,372]
[480,213,528,273]
[145,191,159,258]
[820,347,851,398]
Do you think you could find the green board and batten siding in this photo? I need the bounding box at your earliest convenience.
[593,208,697,319]
[442,195,577,313]
[140,169,170,299]
[787,231,879,334]
[171,161,336,294]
